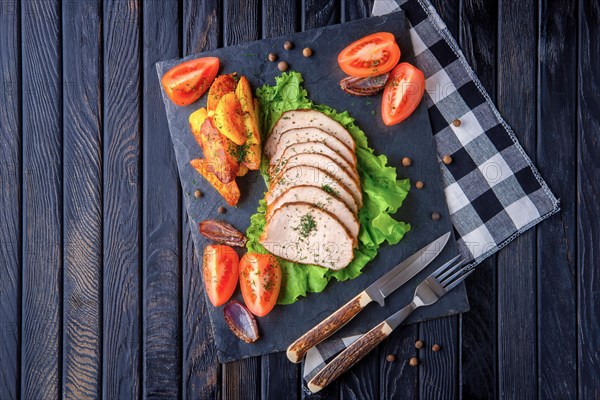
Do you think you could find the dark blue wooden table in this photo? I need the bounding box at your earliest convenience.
[1,0,598,399]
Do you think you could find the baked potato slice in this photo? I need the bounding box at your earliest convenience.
[235,77,261,170]
[213,92,247,145]
[207,73,237,112]
[189,107,208,148]
[190,158,240,206]
[199,118,240,183]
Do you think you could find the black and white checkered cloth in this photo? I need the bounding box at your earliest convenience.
[303,0,559,385]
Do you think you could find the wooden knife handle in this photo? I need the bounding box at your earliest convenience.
[307,320,393,393]
[286,291,373,363]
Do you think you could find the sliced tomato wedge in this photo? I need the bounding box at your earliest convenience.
[338,32,400,78]
[239,253,281,317]
[202,245,239,307]
[381,62,425,126]
[161,57,219,106]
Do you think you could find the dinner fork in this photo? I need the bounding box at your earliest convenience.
[307,256,471,393]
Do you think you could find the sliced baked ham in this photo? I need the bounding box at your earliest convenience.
[269,127,356,168]
[269,141,360,182]
[259,202,355,270]
[271,153,362,207]
[266,185,360,241]
[265,109,356,158]
[266,165,359,214]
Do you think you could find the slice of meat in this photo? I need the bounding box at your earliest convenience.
[269,127,356,168]
[266,165,359,214]
[264,110,356,159]
[271,153,362,208]
[260,202,355,270]
[269,141,360,183]
[266,185,360,242]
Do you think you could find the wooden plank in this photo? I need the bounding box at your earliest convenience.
[536,0,578,398]
[142,0,181,398]
[379,327,419,400]
[577,0,600,397]
[102,0,142,398]
[61,0,103,398]
[0,0,21,397]
[418,2,460,398]
[496,0,538,398]
[181,1,221,398]
[20,0,62,397]
[220,1,262,399]
[299,2,341,400]
[457,0,498,398]
[260,2,301,399]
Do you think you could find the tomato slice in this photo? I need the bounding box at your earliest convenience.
[338,32,401,78]
[202,245,239,307]
[239,253,281,317]
[161,57,219,106]
[381,62,425,126]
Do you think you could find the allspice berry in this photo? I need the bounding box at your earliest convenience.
[415,181,424,189]
[402,157,412,167]
[409,357,419,367]
[415,340,424,349]
[303,47,313,57]
[277,61,289,72]
[432,344,441,352]
[284,40,294,50]
[442,155,453,165]
[431,212,441,221]
[193,189,202,198]
[268,52,277,62]
[386,354,396,362]
[217,206,226,214]
[453,118,462,127]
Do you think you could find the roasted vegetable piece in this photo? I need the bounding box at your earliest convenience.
[207,73,238,112]
[198,118,239,183]
[161,57,220,106]
[189,107,208,147]
[190,158,241,206]
[237,164,249,177]
[337,32,400,78]
[239,253,281,316]
[381,62,425,126]
[202,245,239,307]
[224,301,260,343]
[213,92,247,145]
[235,77,262,170]
[199,220,247,247]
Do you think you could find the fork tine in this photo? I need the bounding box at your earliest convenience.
[442,267,475,291]
[434,255,463,281]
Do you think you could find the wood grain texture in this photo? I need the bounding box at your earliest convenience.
[21,0,62,398]
[379,326,419,400]
[0,0,21,397]
[142,1,181,398]
[261,2,301,398]
[577,0,600,398]
[418,318,459,400]
[496,0,538,398]
[61,0,103,398]
[457,0,498,398]
[181,1,221,398]
[102,0,142,398]
[537,0,578,398]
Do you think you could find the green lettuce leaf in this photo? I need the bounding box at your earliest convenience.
[248,71,411,304]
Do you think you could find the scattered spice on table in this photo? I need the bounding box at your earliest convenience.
[415,181,424,189]
[415,340,424,349]
[194,189,202,198]
[278,61,289,71]
[409,357,419,367]
[218,206,227,214]
[452,118,462,127]
[442,155,453,165]
[284,40,294,50]
[402,157,412,167]
[431,212,441,221]
[268,53,277,62]
[432,344,441,352]
[386,354,396,362]
[303,47,313,57]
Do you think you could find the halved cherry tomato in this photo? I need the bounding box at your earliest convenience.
[381,62,425,126]
[161,57,219,106]
[239,253,281,317]
[338,32,400,78]
[202,245,239,307]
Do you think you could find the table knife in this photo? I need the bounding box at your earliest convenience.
[286,232,452,363]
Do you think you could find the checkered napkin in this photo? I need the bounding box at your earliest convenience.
[302,0,559,385]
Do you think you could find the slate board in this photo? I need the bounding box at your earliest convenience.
[156,11,469,363]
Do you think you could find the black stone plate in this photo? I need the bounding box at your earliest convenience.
[156,11,469,363]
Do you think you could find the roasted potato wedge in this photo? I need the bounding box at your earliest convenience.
[207,73,237,112]
[235,77,262,170]
[237,164,249,177]
[190,159,241,206]
[189,107,208,148]
[199,118,240,183]
[213,93,247,145]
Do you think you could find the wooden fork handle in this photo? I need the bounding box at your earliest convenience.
[307,320,393,393]
[286,291,373,363]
